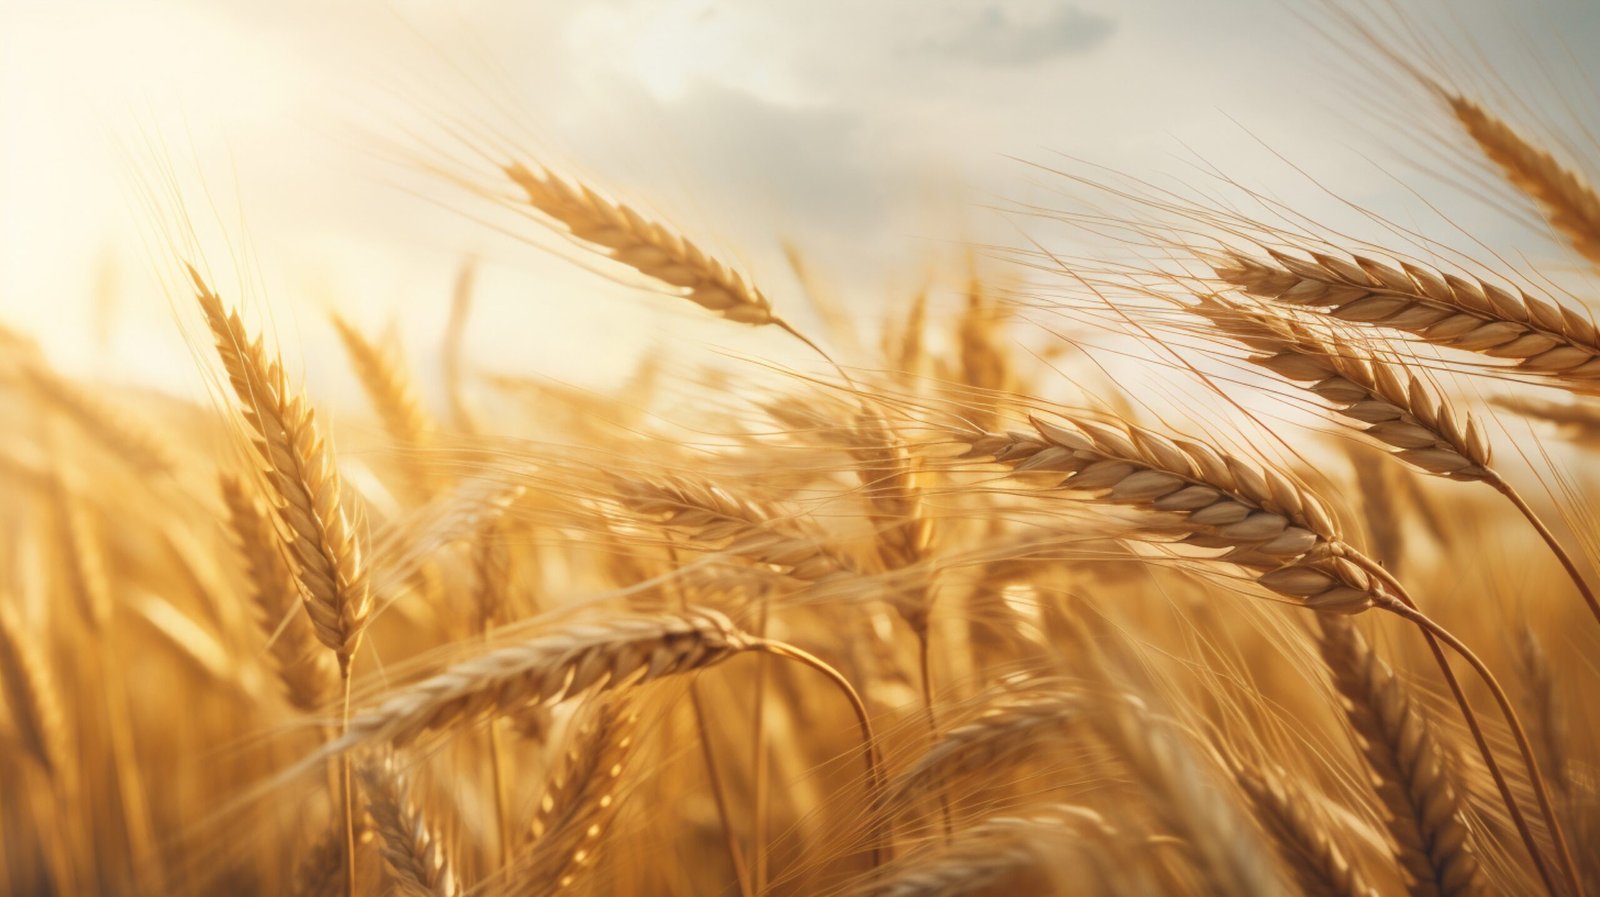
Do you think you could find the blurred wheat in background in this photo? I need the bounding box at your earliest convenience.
[3,1,1600,895]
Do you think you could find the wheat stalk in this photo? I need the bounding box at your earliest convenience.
[330,609,753,750]
[613,473,856,582]
[518,698,638,893]
[330,314,438,501]
[1092,692,1286,896]
[1447,94,1600,267]
[1492,394,1600,443]
[506,164,782,326]
[846,807,1093,897]
[1316,616,1485,897]
[22,364,177,476]
[220,473,336,712]
[356,756,462,897]
[1213,248,1600,392]
[1190,294,1491,480]
[0,601,63,776]
[290,820,365,897]
[955,414,1378,613]
[47,463,112,630]
[191,268,371,676]
[1191,293,1600,627]
[1232,762,1380,897]
[884,691,1078,811]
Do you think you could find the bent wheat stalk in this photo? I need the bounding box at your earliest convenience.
[1369,593,1581,897]
[323,609,886,864]
[1191,293,1600,626]
[960,413,1571,893]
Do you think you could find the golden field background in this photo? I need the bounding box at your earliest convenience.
[2,2,1600,896]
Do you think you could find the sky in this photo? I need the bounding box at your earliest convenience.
[1,0,1597,397]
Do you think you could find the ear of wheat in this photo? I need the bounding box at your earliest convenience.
[1446,94,1600,267]
[192,268,372,676]
[355,757,462,897]
[1213,248,1600,392]
[1232,762,1380,897]
[332,610,752,750]
[612,473,856,582]
[1189,294,1491,480]
[1316,616,1485,897]
[220,473,336,712]
[0,601,63,775]
[505,163,780,327]
[518,698,638,892]
[955,414,1378,613]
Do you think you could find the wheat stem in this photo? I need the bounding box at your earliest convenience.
[1373,594,1581,897]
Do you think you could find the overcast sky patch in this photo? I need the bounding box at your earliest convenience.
[919,4,1115,67]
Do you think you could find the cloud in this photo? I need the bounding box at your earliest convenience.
[652,83,897,232]
[920,4,1115,67]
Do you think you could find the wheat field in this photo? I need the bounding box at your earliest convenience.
[1,5,1599,897]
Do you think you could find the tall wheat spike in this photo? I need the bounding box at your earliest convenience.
[191,268,372,675]
[330,314,438,501]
